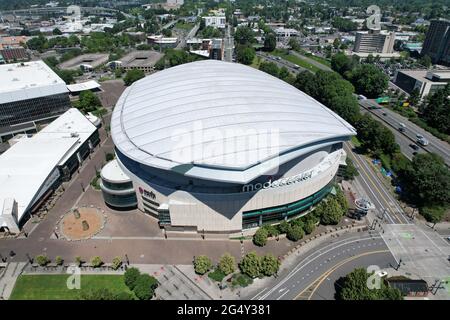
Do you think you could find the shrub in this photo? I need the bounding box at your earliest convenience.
[253,228,268,247]
[218,253,236,275]
[286,224,305,242]
[420,205,446,224]
[208,268,226,282]
[105,153,114,162]
[133,274,158,300]
[124,267,141,290]
[75,256,82,267]
[277,221,290,234]
[304,219,316,235]
[231,273,253,288]
[262,224,279,237]
[90,256,103,268]
[35,255,50,266]
[55,256,63,266]
[194,255,212,275]
[112,256,122,270]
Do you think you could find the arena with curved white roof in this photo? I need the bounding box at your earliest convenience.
[107,60,356,233]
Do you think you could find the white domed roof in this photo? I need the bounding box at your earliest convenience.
[111,60,355,183]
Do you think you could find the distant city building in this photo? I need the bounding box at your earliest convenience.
[273,27,299,41]
[0,47,28,63]
[58,53,109,71]
[0,61,71,142]
[0,108,100,233]
[421,19,450,66]
[147,35,178,48]
[0,36,28,49]
[203,15,226,29]
[393,69,450,99]
[142,0,184,10]
[118,50,164,73]
[210,38,224,60]
[353,29,395,54]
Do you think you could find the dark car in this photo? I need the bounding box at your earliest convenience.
[410,144,419,151]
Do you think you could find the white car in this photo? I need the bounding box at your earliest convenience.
[416,133,424,140]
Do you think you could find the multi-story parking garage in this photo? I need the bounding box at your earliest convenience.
[108,60,356,234]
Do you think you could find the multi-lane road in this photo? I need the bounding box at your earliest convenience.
[359,99,450,166]
[250,232,396,300]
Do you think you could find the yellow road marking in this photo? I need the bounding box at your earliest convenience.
[344,143,399,222]
[294,249,390,300]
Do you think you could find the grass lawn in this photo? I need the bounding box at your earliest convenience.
[351,136,362,147]
[10,274,132,300]
[174,21,194,31]
[305,53,332,68]
[271,49,321,73]
[250,56,262,69]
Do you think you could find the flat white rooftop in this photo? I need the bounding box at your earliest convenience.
[0,108,97,222]
[0,60,68,104]
[67,80,101,93]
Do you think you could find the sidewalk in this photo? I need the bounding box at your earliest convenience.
[0,262,26,299]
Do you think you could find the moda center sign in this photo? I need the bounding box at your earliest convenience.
[242,169,314,193]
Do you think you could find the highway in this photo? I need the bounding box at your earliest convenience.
[344,142,411,225]
[256,52,310,74]
[359,104,426,161]
[250,232,396,300]
[359,99,450,167]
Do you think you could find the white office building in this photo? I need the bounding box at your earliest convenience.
[109,61,356,235]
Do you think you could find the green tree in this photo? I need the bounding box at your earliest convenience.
[239,252,261,278]
[124,267,141,290]
[401,153,450,209]
[35,255,50,266]
[90,256,103,268]
[286,224,304,242]
[320,197,344,225]
[303,219,316,235]
[331,52,353,75]
[218,253,236,275]
[347,64,389,98]
[55,256,63,266]
[124,69,145,86]
[75,256,82,267]
[75,90,102,114]
[336,268,403,300]
[288,38,300,51]
[133,274,158,300]
[253,227,269,247]
[408,88,421,106]
[262,224,279,237]
[343,158,359,180]
[263,33,276,52]
[234,26,255,45]
[419,84,450,134]
[277,221,290,234]
[418,55,432,68]
[260,254,280,277]
[112,257,122,270]
[53,28,62,35]
[236,45,255,65]
[259,61,279,77]
[194,255,212,275]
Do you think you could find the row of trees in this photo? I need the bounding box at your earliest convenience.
[234,26,257,65]
[253,187,348,246]
[154,49,204,70]
[331,52,389,98]
[193,252,280,280]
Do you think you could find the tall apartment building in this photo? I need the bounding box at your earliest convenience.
[353,29,395,54]
[421,19,450,66]
[0,61,71,142]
